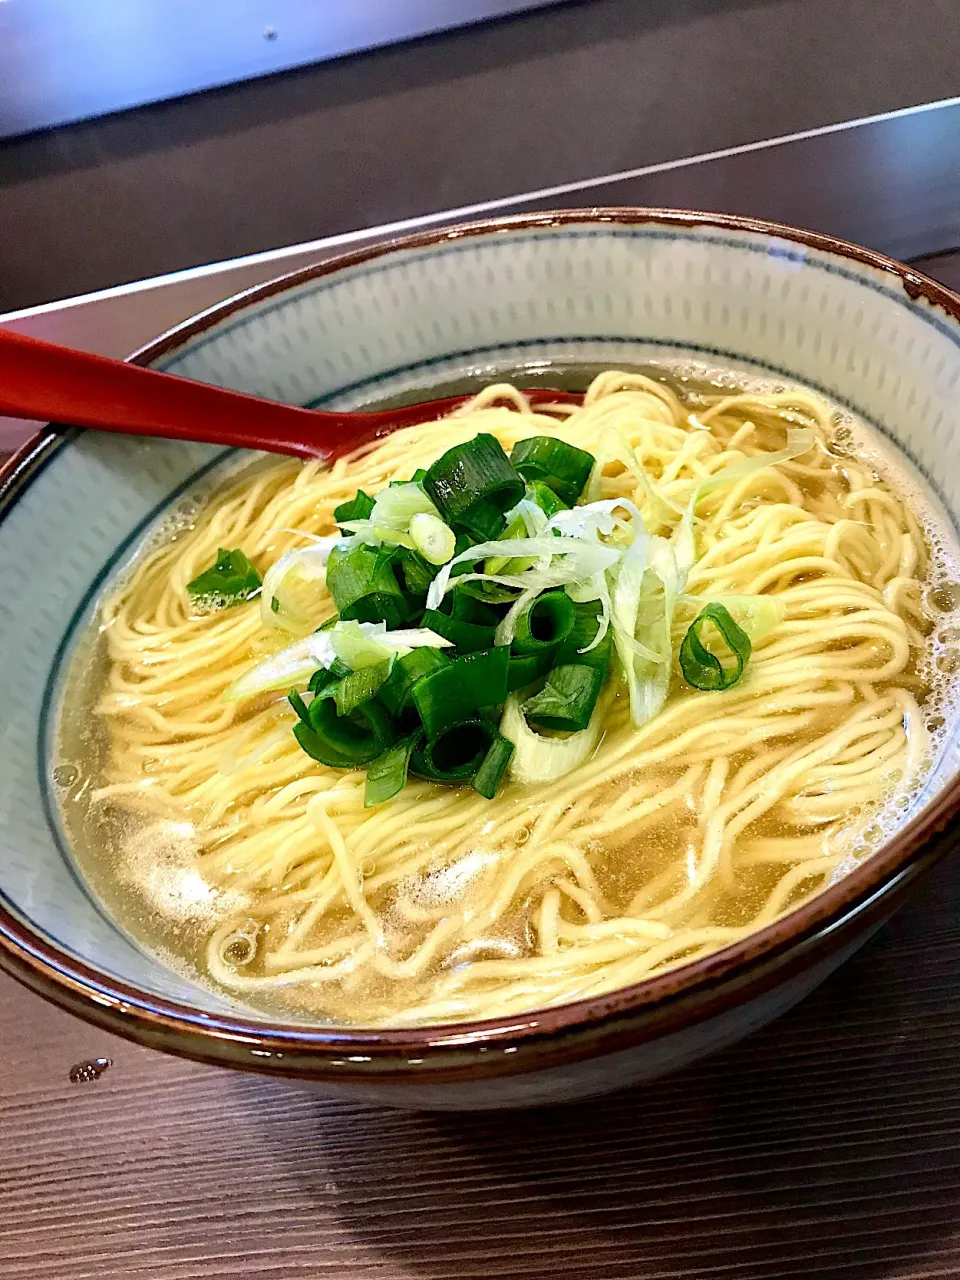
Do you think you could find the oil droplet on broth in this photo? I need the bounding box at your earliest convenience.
[926,582,960,614]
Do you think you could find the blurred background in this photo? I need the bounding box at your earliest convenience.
[1,0,959,314]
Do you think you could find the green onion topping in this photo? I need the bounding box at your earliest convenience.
[421,608,497,654]
[511,589,578,655]
[523,663,606,733]
[325,543,410,628]
[423,434,524,541]
[221,422,779,803]
[331,658,394,716]
[507,649,555,692]
[365,733,420,806]
[679,603,752,691]
[525,479,569,518]
[510,436,594,504]
[289,689,396,767]
[411,646,509,737]
[187,548,261,608]
[412,719,501,782]
[333,490,375,526]
[472,734,515,799]
[379,648,449,716]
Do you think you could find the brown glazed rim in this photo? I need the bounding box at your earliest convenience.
[2,206,960,1082]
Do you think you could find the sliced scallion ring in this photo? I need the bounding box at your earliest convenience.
[679,603,752,691]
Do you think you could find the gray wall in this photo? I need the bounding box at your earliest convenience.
[1,0,958,312]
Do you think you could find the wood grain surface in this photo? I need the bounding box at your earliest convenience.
[1,248,960,1280]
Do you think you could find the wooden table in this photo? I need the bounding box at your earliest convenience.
[3,834,960,1278]
[3,116,960,1277]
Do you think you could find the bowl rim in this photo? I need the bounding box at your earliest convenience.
[3,205,960,1077]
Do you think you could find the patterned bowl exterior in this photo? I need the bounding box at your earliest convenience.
[2,210,960,1108]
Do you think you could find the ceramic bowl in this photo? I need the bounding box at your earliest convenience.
[2,209,960,1110]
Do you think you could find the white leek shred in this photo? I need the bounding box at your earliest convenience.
[494,584,545,647]
[611,534,682,726]
[331,620,393,669]
[330,619,452,668]
[689,593,786,642]
[225,621,452,702]
[505,497,549,538]
[548,497,642,540]
[672,427,815,578]
[341,482,442,554]
[259,536,341,632]
[369,482,440,529]
[225,631,337,702]
[623,536,681,727]
[500,692,604,785]
[427,532,621,614]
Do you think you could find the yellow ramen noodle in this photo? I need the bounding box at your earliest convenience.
[63,370,942,1026]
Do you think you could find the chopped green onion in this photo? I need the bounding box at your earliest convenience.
[187,547,261,609]
[507,649,554,691]
[396,548,437,598]
[523,663,606,733]
[365,733,420,806]
[423,434,524,539]
[472,734,515,799]
[331,658,394,715]
[679,603,752,691]
[457,579,521,605]
[411,646,509,737]
[379,648,449,716]
[411,719,499,783]
[450,590,501,626]
[307,661,348,696]
[510,436,595,504]
[325,543,410,627]
[292,693,396,767]
[459,498,511,542]
[554,600,612,672]
[511,589,577,654]
[525,480,568,518]
[421,608,497,654]
[409,512,456,565]
[334,490,375,526]
[288,688,312,726]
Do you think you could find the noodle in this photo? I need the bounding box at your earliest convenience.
[65,369,943,1026]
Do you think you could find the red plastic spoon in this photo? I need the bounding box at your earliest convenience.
[0,329,580,459]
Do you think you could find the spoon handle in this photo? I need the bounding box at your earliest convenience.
[0,327,581,459]
[0,328,362,459]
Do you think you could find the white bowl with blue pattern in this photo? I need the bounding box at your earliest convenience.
[2,210,960,1110]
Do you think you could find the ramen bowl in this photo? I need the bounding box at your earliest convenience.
[2,209,960,1110]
